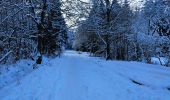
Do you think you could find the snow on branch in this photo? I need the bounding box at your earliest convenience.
[0,8,23,25]
[0,51,13,63]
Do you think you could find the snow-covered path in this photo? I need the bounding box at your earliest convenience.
[0,51,170,100]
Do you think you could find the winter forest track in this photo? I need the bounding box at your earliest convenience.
[0,51,170,100]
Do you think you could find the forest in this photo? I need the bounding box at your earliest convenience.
[0,0,170,65]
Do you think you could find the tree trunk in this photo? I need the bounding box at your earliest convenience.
[105,0,111,60]
[106,35,111,60]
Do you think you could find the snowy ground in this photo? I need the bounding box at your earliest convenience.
[0,50,170,100]
[0,59,34,89]
[0,57,52,89]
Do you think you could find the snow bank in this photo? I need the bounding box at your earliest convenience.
[0,60,34,89]
[0,56,52,90]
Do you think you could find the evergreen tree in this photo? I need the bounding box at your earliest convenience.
[74,0,134,60]
[36,0,68,56]
[48,0,68,56]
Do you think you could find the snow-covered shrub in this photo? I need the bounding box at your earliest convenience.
[149,57,169,66]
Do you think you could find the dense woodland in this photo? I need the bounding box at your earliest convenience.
[0,0,170,66]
